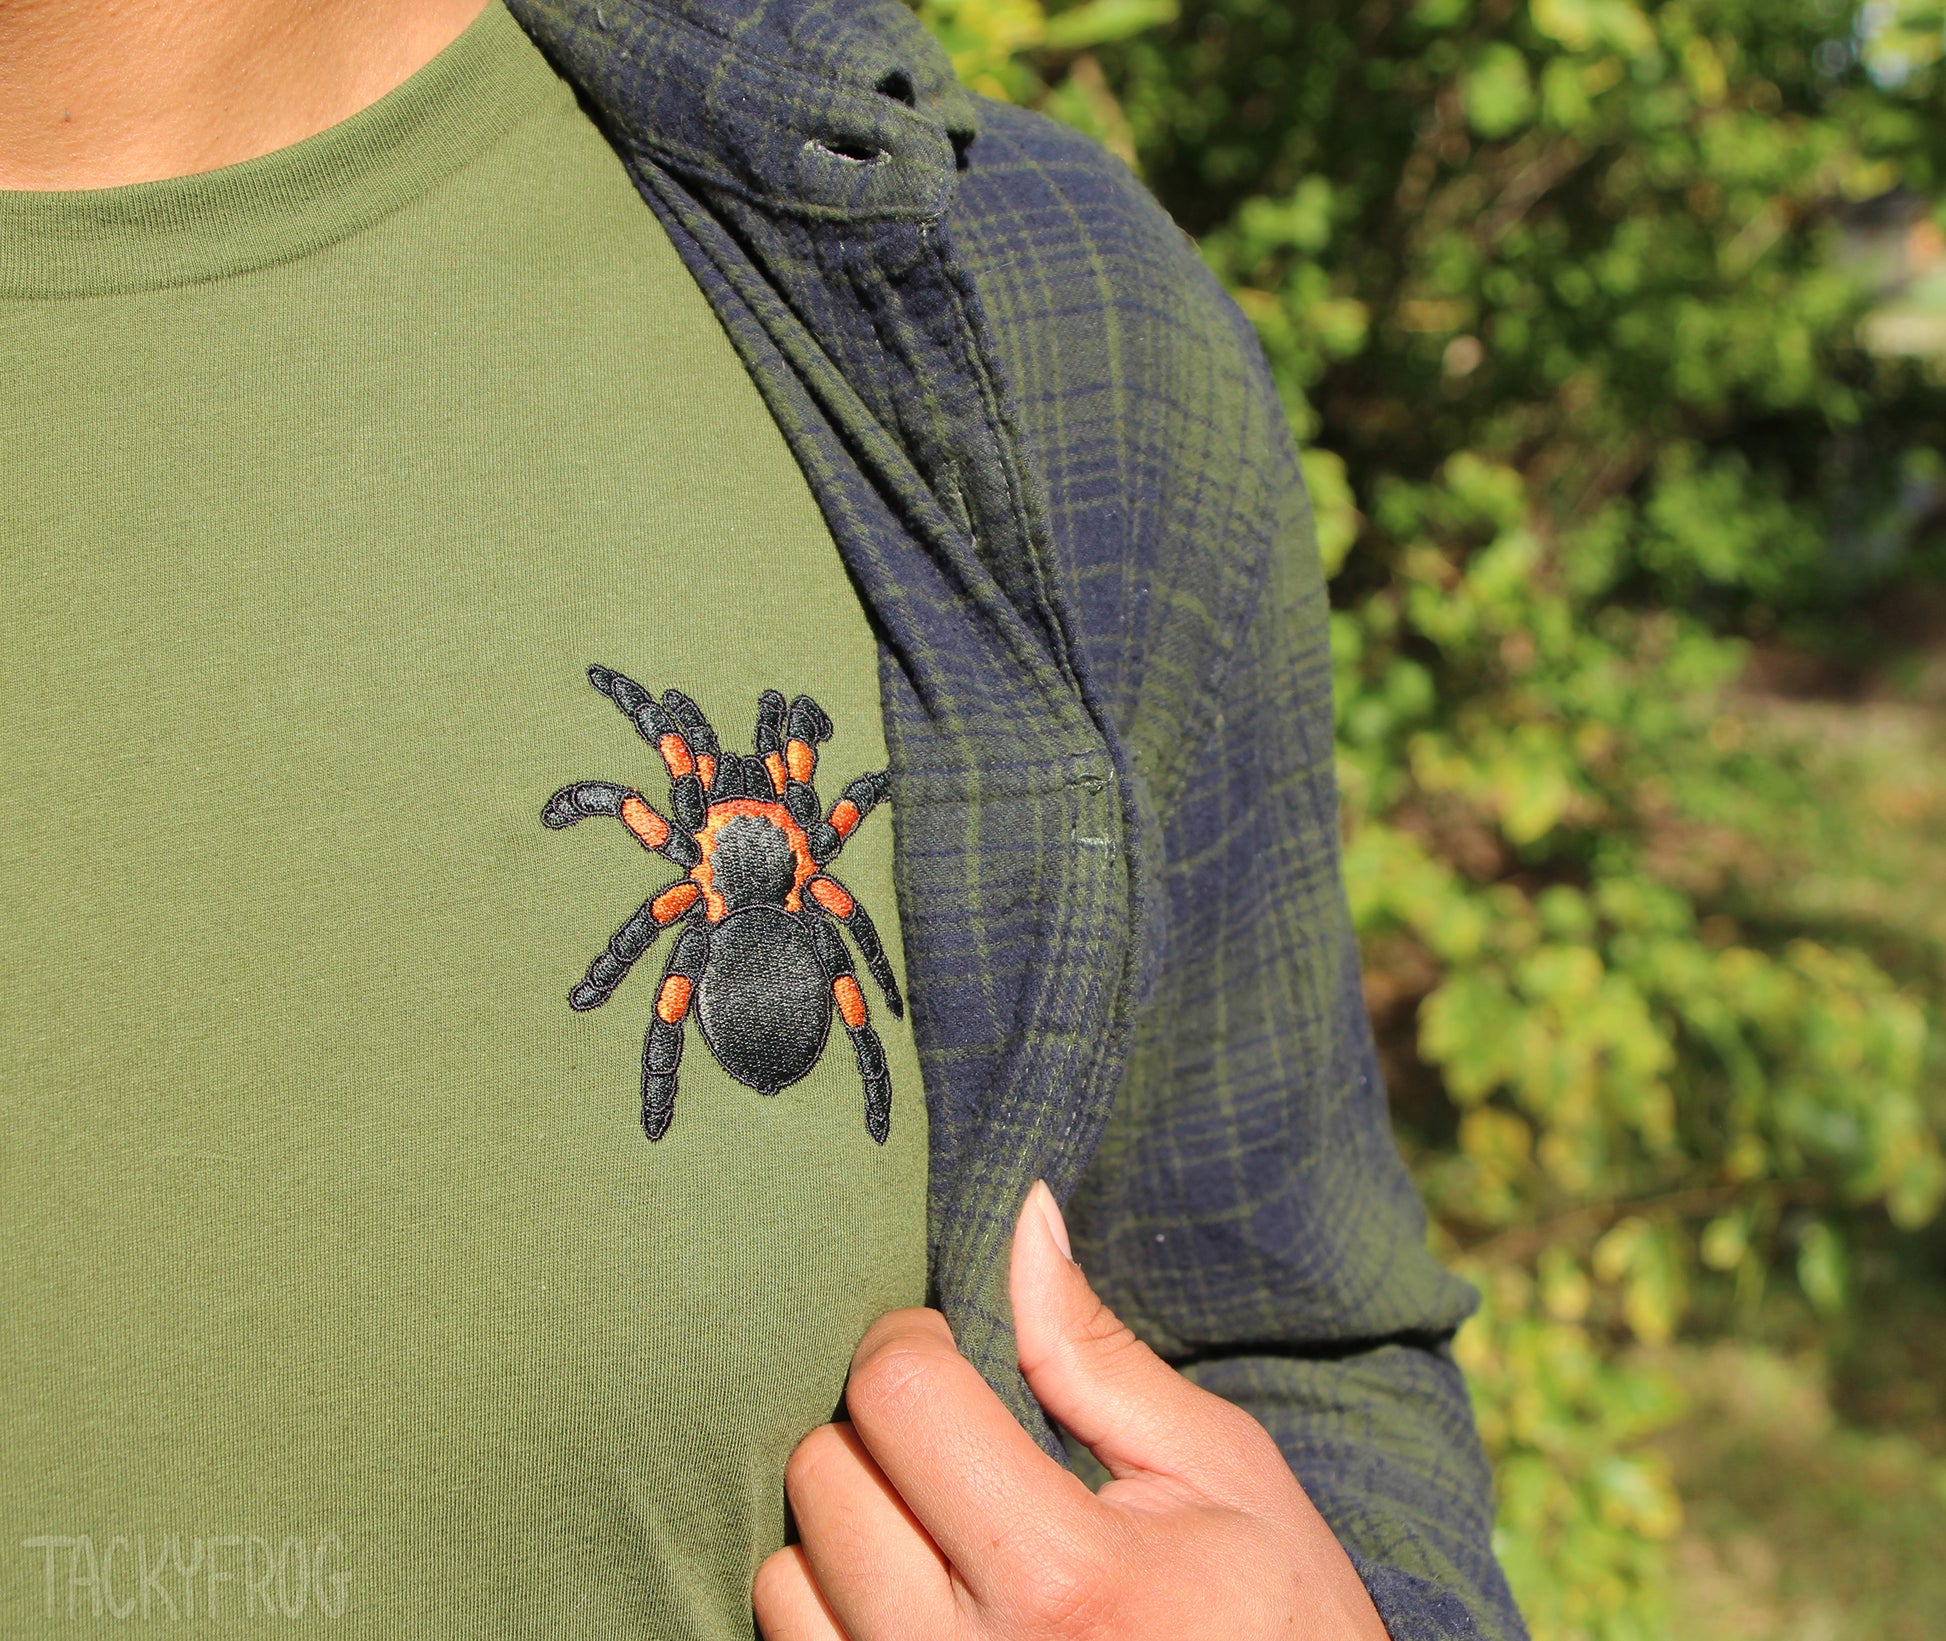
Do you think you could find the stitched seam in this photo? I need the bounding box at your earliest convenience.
[926,224,1084,695]
[635,160,1090,744]
[3,95,574,303]
[619,130,946,226]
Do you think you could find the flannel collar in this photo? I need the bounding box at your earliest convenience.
[510,0,978,221]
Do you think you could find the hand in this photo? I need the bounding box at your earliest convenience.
[754,1182,1391,1640]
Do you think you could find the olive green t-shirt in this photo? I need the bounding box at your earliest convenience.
[0,6,929,1634]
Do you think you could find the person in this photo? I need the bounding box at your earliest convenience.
[0,0,1525,1636]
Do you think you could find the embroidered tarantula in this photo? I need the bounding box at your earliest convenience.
[542,666,902,1143]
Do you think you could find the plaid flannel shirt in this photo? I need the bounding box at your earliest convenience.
[504,2,1527,1634]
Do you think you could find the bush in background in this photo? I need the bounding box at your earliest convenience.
[917,0,1946,1633]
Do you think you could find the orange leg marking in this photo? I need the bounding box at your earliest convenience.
[659,734,695,778]
[809,877,855,918]
[656,975,694,1024]
[620,794,671,850]
[833,975,867,1030]
[651,882,700,923]
[786,739,817,784]
[763,752,788,794]
[696,754,717,789]
[829,800,861,838]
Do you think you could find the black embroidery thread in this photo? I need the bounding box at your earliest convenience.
[543,667,901,1142]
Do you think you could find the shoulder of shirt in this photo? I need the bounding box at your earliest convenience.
[950,98,1263,366]
[946,99,1308,706]
[948,97,1299,535]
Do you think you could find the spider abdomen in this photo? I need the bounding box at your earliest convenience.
[696,907,830,1096]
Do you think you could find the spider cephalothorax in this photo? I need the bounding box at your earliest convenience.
[542,666,902,1142]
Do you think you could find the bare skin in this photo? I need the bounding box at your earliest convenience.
[0,0,488,189]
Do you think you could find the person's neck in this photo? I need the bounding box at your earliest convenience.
[0,0,491,190]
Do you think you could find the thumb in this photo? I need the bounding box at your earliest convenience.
[1010,1182,1274,1500]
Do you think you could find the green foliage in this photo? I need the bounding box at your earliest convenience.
[1456,1265,1685,1640]
[914,0,1946,1632]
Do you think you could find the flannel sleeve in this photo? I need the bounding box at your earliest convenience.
[1064,418,1526,1641]
[951,98,1525,1640]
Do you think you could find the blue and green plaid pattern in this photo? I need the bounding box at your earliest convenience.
[507,3,1523,1634]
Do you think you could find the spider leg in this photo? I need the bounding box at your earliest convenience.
[755,692,845,853]
[661,689,721,793]
[641,921,710,1141]
[586,664,706,829]
[807,914,891,1144]
[752,692,833,798]
[782,775,826,837]
[784,695,833,785]
[753,690,789,794]
[542,781,701,869]
[805,875,904,1018]
[568,882,702,1012]
[811,769,891,866]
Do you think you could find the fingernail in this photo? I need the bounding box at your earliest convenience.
[1031,1179,1073,1262]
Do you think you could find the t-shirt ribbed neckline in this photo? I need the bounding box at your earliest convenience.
[0,3,555,301]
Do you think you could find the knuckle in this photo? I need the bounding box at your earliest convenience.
[1206,1401,1306,1509]
[845,1340,942,1424]
[751,1549,788,1604]
[1000,1523,1126,1639]
[750,1549,801,1626]
[1067,1299,1152,1380]
[1216,1396,1286,1463]
[854,1305,951,1360]
[1073,1295,1141,1352]
[782,1424,849,1503]
[1206,1393,1271,1450]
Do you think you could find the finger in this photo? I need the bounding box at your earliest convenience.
[754,1545,849,1641]
[1011,1182,1289,1507]
[784,1421,957,1639]
[843,1306,1097,1597]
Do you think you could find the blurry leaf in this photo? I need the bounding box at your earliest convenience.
[1462,1105,1537,1180]
[912,0,1049,91]
[1539,1245,1594,1321]
[1263,177,1336,253]
[1699,1211,1750,1272]
[1536,885,1597,942]
[1040,0,1176,50]
[1302,447,1363,576]
[1589,1220,1690,1345]
[1593,1453,1683,1538]
[1797,1221,1849,1315]
[1888,1146,1946,1231]
[1040,53,1139,164]
[1464,44,1537,138]
[1594,1216,1651,1284]
[1529,0,1656,55]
